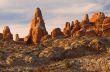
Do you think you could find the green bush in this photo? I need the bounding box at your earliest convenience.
[64,59,71,68]
[0,54,6,61]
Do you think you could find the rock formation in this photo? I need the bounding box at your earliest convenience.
[51,28,64,39]
[90,12,105,23]
[102,17,110,37]
[75,28,86,37]
[80,14,91,29]
[3,26,13,41]
[21,9,110,44]
[63,22,71,37]
[0,33,3,40]
[41,35,51,43]
[83,14,89,23]
[71,20,81,36]
[91,12,105,35]
[24,35,32,44]
[71,21,74,30]
[15,34,20,42]
[24,8,48,44]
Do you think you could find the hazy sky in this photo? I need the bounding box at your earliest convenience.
[0,0,110,39]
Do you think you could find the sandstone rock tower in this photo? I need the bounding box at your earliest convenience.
[3,26,13,41]
[24,8,48,44]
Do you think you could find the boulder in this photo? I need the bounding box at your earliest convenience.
[63,22,71,37]
[51,28,64,39]
[3,26,13,41]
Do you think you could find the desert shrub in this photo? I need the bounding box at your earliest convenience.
[6,56,14,65]
[0,42,3,47]
[36,66,48,72]
[47,42,53,47]
[24,56,33,63]
[39,43,45,49]
[64,59,71,68]
[0,54,5,61]
[74,35,80,39]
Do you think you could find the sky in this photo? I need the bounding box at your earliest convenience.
[0,0,110,39]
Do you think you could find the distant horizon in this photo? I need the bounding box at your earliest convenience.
[0,0,110,39]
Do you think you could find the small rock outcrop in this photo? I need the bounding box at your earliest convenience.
[71,20,81,36]
[41,35,51,43]
[3,26,13,41]
[80,14,91,29]
[83,14,89,23]
[90,12,105,23]
[75,28,86,37]
[71,21,74,30]
[63,22,71,37]
[24,35,32,44]
[15,34,20,42]
[51,28,64,39]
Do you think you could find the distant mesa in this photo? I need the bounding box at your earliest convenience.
[0,8,110,44]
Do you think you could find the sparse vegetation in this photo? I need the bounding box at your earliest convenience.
[0,37,109,71]
[64,59,71,68]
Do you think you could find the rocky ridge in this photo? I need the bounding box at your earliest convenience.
[0,8,109,72]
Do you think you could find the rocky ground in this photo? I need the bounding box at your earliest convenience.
[0,36,110,72]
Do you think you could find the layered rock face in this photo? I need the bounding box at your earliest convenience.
[51,28,64,39]
[63,22,71,37]
[25,8,48,44]
[3,26,13,41]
